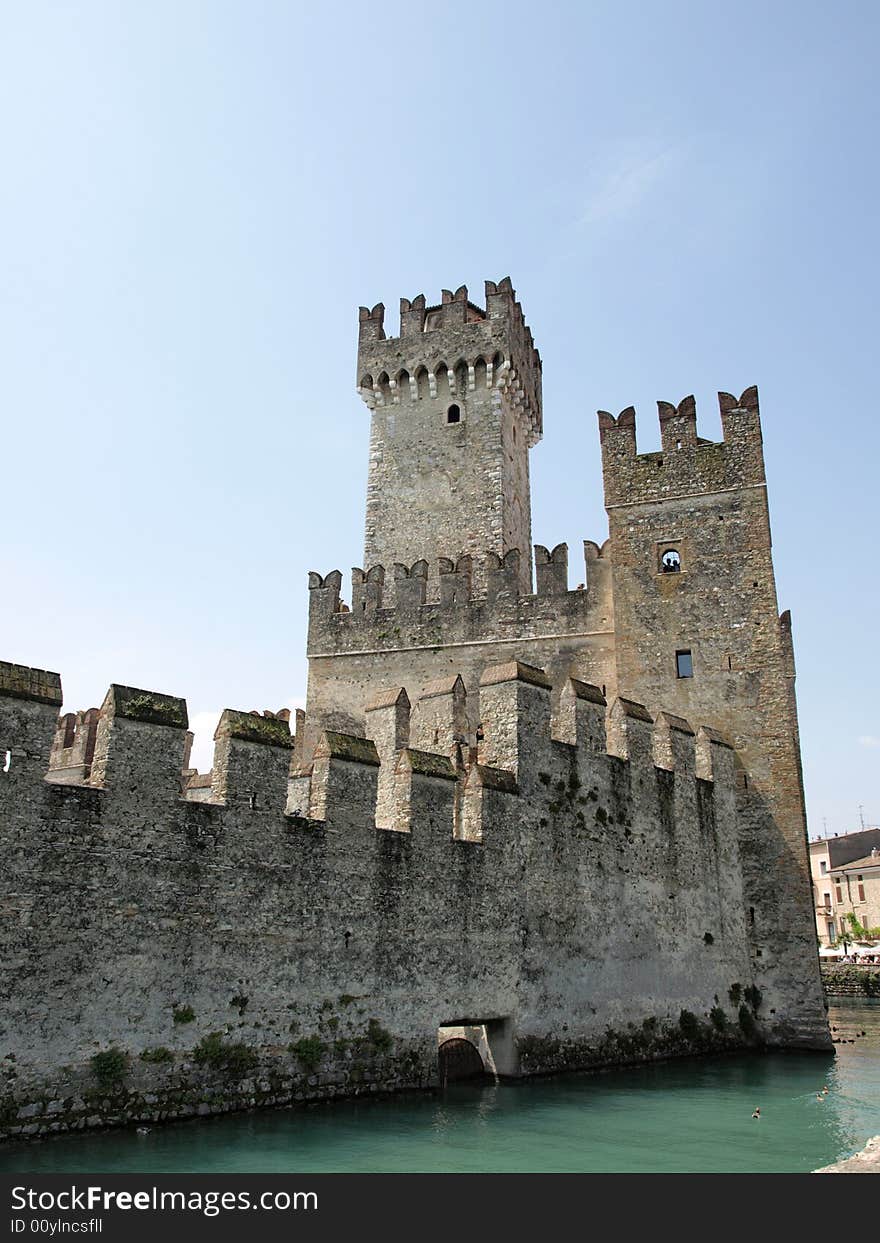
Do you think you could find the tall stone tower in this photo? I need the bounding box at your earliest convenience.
[305,277,615,756]
[356,279,542,594]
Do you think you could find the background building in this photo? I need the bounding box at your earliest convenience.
[810,827,880,944]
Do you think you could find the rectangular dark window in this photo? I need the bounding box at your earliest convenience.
[836,886,843,903]
[823,893,831,910]
[820,861,827,874]
[675,649,693,678]
[858,884,865,902]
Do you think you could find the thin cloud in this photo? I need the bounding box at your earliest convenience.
[858,735,880,749]
[576,145,680,228]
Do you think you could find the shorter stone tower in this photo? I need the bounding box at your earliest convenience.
[598,388,822,1041]
[357,279,542,594]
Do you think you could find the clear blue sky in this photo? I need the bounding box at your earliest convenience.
[2,1,877,836]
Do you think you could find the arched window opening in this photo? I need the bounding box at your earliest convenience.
[660,548,681,573]
[447,404,461,424]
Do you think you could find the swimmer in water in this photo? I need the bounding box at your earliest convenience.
[752,1107,761,1119]
[816,1093,824,1101]
[822,1085,829,1094]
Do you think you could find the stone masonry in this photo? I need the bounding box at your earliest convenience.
[0,277,830,1141]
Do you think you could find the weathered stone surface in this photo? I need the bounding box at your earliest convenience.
[821,964,880,998]
[0,662,62,705]
[216,710,293,749]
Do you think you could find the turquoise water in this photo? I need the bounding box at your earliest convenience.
[2,1000,878,1174]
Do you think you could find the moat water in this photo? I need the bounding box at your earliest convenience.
[3,999,879,1174]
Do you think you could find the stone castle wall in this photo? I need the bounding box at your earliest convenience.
[0,657,816,1141]
[821,965,880,999]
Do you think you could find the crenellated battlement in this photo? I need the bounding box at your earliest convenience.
[1,659,736,852]
[357,277,542,445]
[0,663,301,817]
[598,386,765,507]
[302,540,617,766]
[309,540,610,628]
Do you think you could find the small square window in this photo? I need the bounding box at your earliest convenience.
[676,649,693,678]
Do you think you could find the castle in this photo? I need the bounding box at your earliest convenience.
[0,278,830,1142]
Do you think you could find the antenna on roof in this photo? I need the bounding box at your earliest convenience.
[859,804,866,830]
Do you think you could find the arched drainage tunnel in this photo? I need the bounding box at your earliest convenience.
[437,1018,518,1086]
[438,1037,486,1083]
